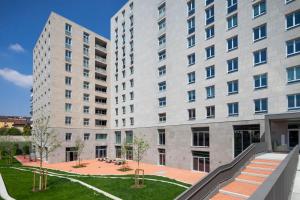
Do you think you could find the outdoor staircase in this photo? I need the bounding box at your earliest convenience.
[210,158,281,200]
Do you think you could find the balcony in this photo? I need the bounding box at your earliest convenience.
[95,44,106,53]
[95,72,107,83]
[65,43,71,49]
[95,66,107,74]
[95,84,107,94]
[95,96,107,105]
[65,30,71,36]
[95,55,106,64]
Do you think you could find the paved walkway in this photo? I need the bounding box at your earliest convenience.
[291,155,300,200]
[15,156,205,184]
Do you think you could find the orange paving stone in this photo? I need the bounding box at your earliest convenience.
[236,174,266,183]
[242,168,273,176]
[15,155,205,184]
[210,193,244,200]
[220,181,258,197]
[247,163,276,170]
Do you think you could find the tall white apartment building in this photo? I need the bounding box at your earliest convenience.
[110,0,300,171]
[32,12,111,162]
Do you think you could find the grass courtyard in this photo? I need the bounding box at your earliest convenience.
[0,158,190,200]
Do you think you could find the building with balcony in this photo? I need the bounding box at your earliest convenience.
[32,12,110,162]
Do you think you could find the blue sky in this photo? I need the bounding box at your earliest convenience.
[0,0,127,116]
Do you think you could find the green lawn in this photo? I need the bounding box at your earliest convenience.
[0,158,188,200]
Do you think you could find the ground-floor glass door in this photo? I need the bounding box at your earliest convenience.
[96,146,107,158]
[192,151,210,172]
[115,146,122,158]
[126,147,133,160]
[289,130,299,149]
[66,147,78,162]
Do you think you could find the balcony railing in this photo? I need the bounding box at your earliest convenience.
[95,67,107,74]
[95,56,106,63]
[95,44,107,52]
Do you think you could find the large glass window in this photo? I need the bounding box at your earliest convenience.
[188,53,196,65]
[227,36,238,51]
[286,38,300,57]
[227,14,237,30]
[227,80,239,94]
[227,0,237,14]
[206,65,215,78]
[188,71,196,84]
[206,85,215,99]
[193,151,210,172]
[288,94,300,110]
[286,10,300,30]
[192,129,209,147]
[253,24,267,41]
[188,17,195,34]
[287,66,300,83]
[254,98,268,113]
[206,45,215,59]
[253,48,267,65]
[227,58,238,73]
[158,129,165,145]
[205,26,214,39]
[228,102,239,116]
[254,73,268,89]
[253,0,266,18]
[205,6,214,25]
[188,90,196,102]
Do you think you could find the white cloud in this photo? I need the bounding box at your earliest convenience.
[8,43,25,53]
[0,68,32,88]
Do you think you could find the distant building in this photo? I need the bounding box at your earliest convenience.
[0,116,31,131]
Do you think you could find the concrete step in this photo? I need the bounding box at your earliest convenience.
[219,180,258,198]
[242,168,272,177]
[246,163,276,171]
[210,192,246,200]
[236,174,266,185]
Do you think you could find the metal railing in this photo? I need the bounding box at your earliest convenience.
[248,145,299,200]
[176,142,267,200]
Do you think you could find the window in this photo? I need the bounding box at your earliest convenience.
[254,73,268,89]
[253,0,266,18]
[65,77,72,85]
[254,98,268,113]
[130,104,134,113]
[65,103,72,112]
[228,102,239,116]
[83,106,89,114]
[65,90,72,99]
[83,118,89,126]
[205,6,214,25]
[227,0,237,14]
[206,45,215,59]
[83,94,89,101]
[122,82,126,90]
[83,32,89,43]
[83,57,89,67]
[227,14,237,29]
[286,38,300,57]
[158,19,166,31]
[188,108,196,120]
[159,81,166,91]
[158,66,166,76]
[192,129,209,147]
[96,134,107,140]
[206,106,215,118]
[187,0,195,16]
[205,26,214,39]
[188,90,196,102]
[159,113,166,122]
[158,34,166,47]
[130,79,134,87]
[84,133,90,141]
[288,94,300,110]
[130,92,134,100]
[130,118,134,126]
[188,71,195,84]
[159,97,166,107]
[188,53,195,65]
[83,45,89,56]
[95,120,107,127]
[122,94,126,102]
[188,35,195,48]
[158,50,166,61]
[227,80,239,94]
[227,36,238,51]
[65,37,72,48]
[206,86,215,99]
[188,17,195,34]
[83,69,89,77]
[227,58,238,73]
[65,116,72,125]
[126,131,133,144]
[158,129,165,145]
[287,66,300,83]
[253,24,267,41]
[115,131,121,144]
[65,133,72,141]
[205,0,214,6]
[158,3,166,18]
[286,10,300,29]
[65,23,72,35]
[253,48,267,65]
[206,65,215,79]
[65,63,72,72]
[65,50,72,61]
[83,81,89,89]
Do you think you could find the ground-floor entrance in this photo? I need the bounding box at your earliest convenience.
[234,124,260,157]
[95,146,107,158]
[288,124,300,150]
[66,147,78,162]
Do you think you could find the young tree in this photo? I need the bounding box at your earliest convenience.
[31,117,61,191]
[132,136,149,187]
[120,141,131,171]
[74,137,85,167]
[0,136,17,164]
